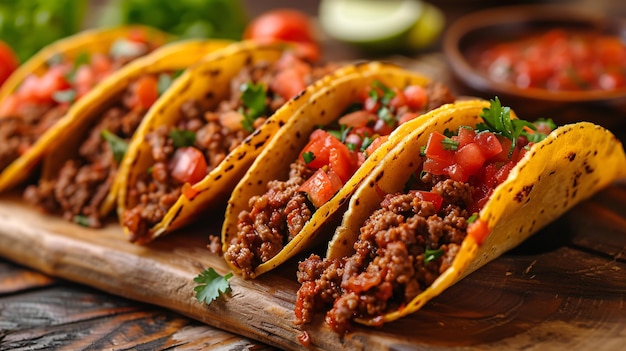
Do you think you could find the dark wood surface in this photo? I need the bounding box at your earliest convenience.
[2,1,626,350]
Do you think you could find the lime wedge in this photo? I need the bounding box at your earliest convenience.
[319,0,444,52]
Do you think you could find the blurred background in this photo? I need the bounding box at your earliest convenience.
[0,0,622,63]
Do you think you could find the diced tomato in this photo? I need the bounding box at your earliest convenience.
[453,143,487,181]
[338,110,377,128]
[181,182,200,200]
[270,67,306,101]
[364,135,388,157]
[422,157,449,176]
[169,147,208,185]
[298,168,341,208]
[403,85,428,110]
[363,96,380,113]
[74,65,95,99]
[414,190,443,212]
[0,39,19,87]
[495,160,515,185]
[388,88,407,111]
[474,131,503,158]
[300,135,330,169]
[133,75,159,109]
[328,145,354,183]
[456,127,476,148]
[35,68,71,103]
[467,218,490,245]
[372,118,395,136]
[491,136,515,162]
[424,131,454,164]
[398,112,419,125]
[127,28,149,43]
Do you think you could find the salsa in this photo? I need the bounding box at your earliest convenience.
[473,29,626,91]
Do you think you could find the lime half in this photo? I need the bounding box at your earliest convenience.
[319,0,443,52]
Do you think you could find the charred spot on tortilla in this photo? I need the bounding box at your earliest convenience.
[320,109,326,117]
[237,152,247,161]
[293,90,306,100]
[295,131,301,139]
[354,198,360,206]
[208,68,222,77]
[514,185,534,203]
[256,180,263,186]
[583,162,594,174]
[375,171,384,182]
[568,152,576,162]
[214,174,222,181]
[204,92,215,100]
[253,140,266,149]
[278,120,285,127]
[549,170,556,176]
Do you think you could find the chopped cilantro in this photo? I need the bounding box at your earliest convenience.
[360,135,374,152]
[477,97,536,156]
[101,130,128,163]
[419,145,426,156]
[443,128,455,138]
[372,80,396,106]
[169,129,196,148]
[240,82,268,132]
[193,268,233,304]
[157,73,174,95]
[377,106,395,127]
[467,213,478,223]
[347,143,356,151]
[424,248,444,264]
[441,137,459,151]
[73,214,91,227]
[52,89,76,103]
[302,151,315,164]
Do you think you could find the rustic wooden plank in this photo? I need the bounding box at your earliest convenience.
[0,260,55,295]
[0,182,624,350]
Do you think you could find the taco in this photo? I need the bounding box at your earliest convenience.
[21,39,232,227]
[0,25,170,192]
[222,62,456,279]
[294,98,626,333]
[117,41,339,243]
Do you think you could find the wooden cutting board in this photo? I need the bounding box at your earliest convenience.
[0,182,625,350]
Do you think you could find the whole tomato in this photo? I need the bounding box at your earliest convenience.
[0,40,19,87]
[244,9,320,62]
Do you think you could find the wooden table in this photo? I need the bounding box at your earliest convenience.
[1,1,625,350]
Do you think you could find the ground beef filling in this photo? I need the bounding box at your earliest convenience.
[122,58,333,242]
[224,159,315,278]
[295,178,473,333]
[225,82,456,279]
[23,83,147,227]
[0,103,69,171]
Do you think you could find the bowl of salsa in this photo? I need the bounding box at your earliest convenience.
[443,5,626,116]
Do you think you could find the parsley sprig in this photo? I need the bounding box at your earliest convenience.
[194,268,233,304]
[476,97,536,156]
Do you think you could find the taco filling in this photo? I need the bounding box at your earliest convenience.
[0,30,159,172]
[122,52,336,241]
[225,80,456,278]
[294,99,555,333]
[23,72,178,227]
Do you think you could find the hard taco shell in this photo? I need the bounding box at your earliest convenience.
[328,99,626,325]
[222,62,439,278]
[0,25,172,192]
[32,39,232,220]
[117,42,315,242]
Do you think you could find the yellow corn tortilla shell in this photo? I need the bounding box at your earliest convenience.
[117,41,310,243]
[223,62,438,278]
[0,25,172,192]
[33,39,233,221]
[328,99,626,325]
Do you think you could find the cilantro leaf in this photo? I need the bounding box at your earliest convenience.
[424,248,444,264]
[73,214,91,227]
[441,137,459,151]
[157,73,174,95]
[302,151,315,164]
[169,129,196,148]
[101,130,128,163]
[372,80,396,106]
[378,106,395,127]
[194,268,233,304]
[478,97,535,156]
[240,82,268,132]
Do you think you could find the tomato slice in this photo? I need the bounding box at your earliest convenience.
[453,143,486,182]
[474,131,503,158]
[403,85,428,110]
[169,147,208,185]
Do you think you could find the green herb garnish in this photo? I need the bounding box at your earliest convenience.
[73,214,91,227]
[477,97,536,156]
[441,137,459,151]
[378,106,395,127]
[101,130,128,163]
[419,145,426,156]
[302,151,315,164]
[360,135,374,152]
[467,213,478,223]
[372,80,396,106]
[157,73,174,95]
[193,268,233,304]
[240,82,268,132]
[424,248,444,264]
[52,89,76,103]
[169,129,196,148]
